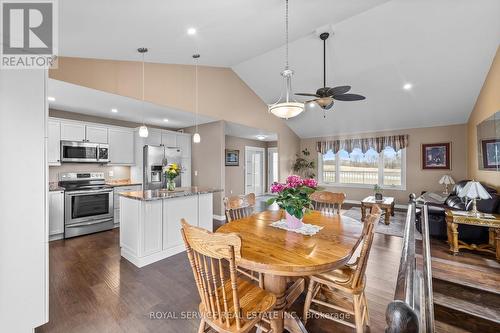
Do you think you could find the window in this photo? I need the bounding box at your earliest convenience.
[319,147,406,189]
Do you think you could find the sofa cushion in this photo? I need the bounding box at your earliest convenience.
[445,196,466,210]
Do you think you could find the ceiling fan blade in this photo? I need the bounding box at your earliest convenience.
[333,93,366,101]
[316,87,330,97]
[326,85,351,96]
[295,93,320,97]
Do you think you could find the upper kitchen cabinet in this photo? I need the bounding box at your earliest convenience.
[108,128,135,165]
[48,120,61,165]
[162,132,177,147]
[85,125,108,144]
[143,129,162,146]
[176,133,191,158]
[60,121,86,141]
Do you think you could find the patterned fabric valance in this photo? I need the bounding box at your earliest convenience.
[316,134,409,154]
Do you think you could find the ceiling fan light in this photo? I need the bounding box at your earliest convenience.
[269,102,304,119]
[139,125,149,138]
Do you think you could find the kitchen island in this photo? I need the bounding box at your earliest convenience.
[119,187,222,267]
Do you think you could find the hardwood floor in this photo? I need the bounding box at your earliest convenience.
[36,227,403,333]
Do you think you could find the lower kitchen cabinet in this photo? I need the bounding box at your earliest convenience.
[113,185,142,226]
[49,190,64,240]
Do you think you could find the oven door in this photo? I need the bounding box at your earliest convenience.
[61,141,99,163]
[65,188,114,226]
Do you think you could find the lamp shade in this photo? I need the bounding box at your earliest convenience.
[138,125,149,138]
[439,175,455,185]
[269,101,304,119]
[457,181,492,200]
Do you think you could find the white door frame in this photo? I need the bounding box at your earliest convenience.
[245,146,266,195]
[267,147,278,191]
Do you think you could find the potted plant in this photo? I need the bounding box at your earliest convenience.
[374,184,383,201]
[267,175,318,229]
[164,163,181,191]
[292,149,316,179]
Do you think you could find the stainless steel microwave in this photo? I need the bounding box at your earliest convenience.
[61,141,109,163]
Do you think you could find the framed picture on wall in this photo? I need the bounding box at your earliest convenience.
[225,149,239,166]
[481,139,500,169]
[421,142,451,170]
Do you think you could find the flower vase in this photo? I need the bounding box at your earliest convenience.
[285,211,303,229]
[167,180,176,191]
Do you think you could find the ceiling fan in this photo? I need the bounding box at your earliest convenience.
[296,32,365,115]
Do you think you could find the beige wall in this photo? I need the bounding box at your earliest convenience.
[49,164,130,182]
[183,121,226,216]
[49,57,300,182]
[225,135,268,197]
[301,124,468,204]
[467,46,500,190]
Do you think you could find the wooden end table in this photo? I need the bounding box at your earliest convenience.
[361,196,395,225]
[445,210,500,261]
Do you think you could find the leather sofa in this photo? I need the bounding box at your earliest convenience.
[416,180,500,242]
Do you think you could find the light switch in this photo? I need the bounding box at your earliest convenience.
[194,170,198,176]
[108,170,114,178]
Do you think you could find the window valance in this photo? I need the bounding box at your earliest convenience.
[316,134,409,154]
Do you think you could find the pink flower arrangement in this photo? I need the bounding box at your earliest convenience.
[267,175,319,221]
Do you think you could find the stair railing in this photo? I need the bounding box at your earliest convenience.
[385,194,435,333]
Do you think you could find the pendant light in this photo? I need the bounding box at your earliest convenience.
[268,0,304,119]
[192,54,201,143]
[138,47,149,138]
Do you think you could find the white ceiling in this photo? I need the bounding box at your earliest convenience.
[58,0,389,67]
[233,0,500,137]
[56,0,500,138]
[225,122,278,142]
[48,79,215,129]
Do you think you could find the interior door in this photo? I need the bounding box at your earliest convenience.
[245,147,265,195]
[268,147,279,190]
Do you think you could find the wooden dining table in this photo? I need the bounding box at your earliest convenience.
[216,209,364,333]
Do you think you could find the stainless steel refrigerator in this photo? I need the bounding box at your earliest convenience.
[143,145,183,190]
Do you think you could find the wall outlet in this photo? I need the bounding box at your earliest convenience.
[108,170,114,178]
[194,170,198,176]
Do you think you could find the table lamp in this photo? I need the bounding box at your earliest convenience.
[438,175,455,195]
[457,181,492,217]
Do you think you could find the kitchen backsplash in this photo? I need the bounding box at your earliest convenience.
[49,164,131,182]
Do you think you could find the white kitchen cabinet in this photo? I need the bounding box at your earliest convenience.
[108,128,135,165]
[162,132,177,147]
[47,120,61,165]
[85,125,108,144]
[181,157,191,187]
[60,122,86,141]
[48,191,64,240]
[144,129,162,146]
[198,194,213,232]
[176,133,191,158]
[163,196,197,250]
[113,185,142,225]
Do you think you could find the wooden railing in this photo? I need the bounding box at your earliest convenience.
[322,170,401,185]
[385,194,435,333]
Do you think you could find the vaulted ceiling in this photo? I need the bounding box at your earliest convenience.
[57,0,500,138]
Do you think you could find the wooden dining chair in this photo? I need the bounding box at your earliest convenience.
[223,193,263,288]
[302,210,381,333]
[224,193,256,222]
[310,191,346,215]
[181,219,276,333]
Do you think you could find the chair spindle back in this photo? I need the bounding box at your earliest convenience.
[181,219,244,330]
[224,193,256,222]
[310,191,346,215]
[351,212,380,289]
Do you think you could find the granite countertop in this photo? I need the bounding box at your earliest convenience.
[105,179,142,187]
[119,187,223,201]
[49,182,64,192]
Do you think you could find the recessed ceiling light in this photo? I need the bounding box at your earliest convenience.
[187,28,196,35]
[111,108,118,113]
[403,83,413,90]
[47,96,55,102]
[256,135,267,140]
[163,118,169,122]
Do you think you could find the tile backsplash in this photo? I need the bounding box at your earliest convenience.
[49,164,131,182]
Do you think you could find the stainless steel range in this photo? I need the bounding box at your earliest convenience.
[59,172,114,238]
